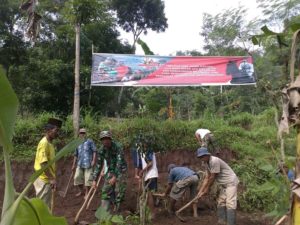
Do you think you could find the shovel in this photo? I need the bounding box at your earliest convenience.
[58,171,74,198]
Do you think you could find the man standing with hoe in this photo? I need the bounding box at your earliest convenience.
[72,128,97,198]
[92,130,127,212]
[196,147,239,225]
[33,118,62,211]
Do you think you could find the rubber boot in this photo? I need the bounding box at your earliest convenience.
[217,206,226,224]
[226,209,236,225]
[101,200,110,211]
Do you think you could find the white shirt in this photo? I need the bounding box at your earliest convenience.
[141,152,158,181]
[195,129,211,139]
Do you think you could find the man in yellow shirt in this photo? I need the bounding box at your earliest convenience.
[33,118,62,209]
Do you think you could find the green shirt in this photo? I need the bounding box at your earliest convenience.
[93,140,127,180]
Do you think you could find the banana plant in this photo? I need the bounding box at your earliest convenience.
[0,68,81,225]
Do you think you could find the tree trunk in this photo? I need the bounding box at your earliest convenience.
[167,89,174,119]
[73,23,81,136]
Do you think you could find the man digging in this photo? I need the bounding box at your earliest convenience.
[196,147,239,225]
[161,164,200,218]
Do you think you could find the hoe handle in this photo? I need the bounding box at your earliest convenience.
[176,193,203,214]
[86,174,103,210]
[74,174,102,223]
[63,171,74,197]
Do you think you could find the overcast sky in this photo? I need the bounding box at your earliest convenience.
[119,0,261,56]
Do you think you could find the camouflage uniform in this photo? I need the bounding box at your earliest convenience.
[93,140,127,209]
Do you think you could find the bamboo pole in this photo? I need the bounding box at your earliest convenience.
[291,127,300,224]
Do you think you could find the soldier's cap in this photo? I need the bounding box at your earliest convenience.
[196,147,211,158]
[99,130,112,139]
[167,164,176,173]
[79,128,86,134]
[45,118,62,130]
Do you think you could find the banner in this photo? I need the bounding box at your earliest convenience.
[91,53,256,86]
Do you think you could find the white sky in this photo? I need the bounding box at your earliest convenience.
[119,0,262,56]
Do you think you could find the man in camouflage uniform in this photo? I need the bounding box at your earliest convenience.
[92,130,127,211]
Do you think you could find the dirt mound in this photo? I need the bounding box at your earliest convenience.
[0,149,271,225]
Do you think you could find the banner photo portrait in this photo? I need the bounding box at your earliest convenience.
[91,53,256,86]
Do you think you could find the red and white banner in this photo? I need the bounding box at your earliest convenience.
[91,53,256,86]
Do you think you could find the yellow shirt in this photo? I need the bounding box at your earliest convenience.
[34,136,56,183]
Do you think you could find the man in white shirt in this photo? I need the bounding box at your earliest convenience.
[132,145,158,218]
[195,128,220,155]
[196,147,239,225]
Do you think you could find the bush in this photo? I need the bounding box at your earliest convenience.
[228,112,254,129]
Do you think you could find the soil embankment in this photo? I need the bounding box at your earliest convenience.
[0,149,271,225]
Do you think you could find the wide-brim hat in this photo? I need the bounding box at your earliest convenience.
[197,147,211,158]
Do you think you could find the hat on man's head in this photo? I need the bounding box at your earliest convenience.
[46,118,62,128]
[167,164,176,172]
[99,130,112,139]
[196,147,211,158]
[79,128,86,134]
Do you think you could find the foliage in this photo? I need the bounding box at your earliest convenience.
[110,0,168,47]
[200,6,255,56]
[137,38,154,55]
[93,207,142,225]
[228,112,254,129]
[93,207,125,225]
[0,0,132,115]
[63,0,109,25]
[233,159,290,216]
[256,0,300,27]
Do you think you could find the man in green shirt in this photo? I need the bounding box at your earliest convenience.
[92,130,127,211]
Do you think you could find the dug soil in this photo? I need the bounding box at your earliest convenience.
[0,149,272,225]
